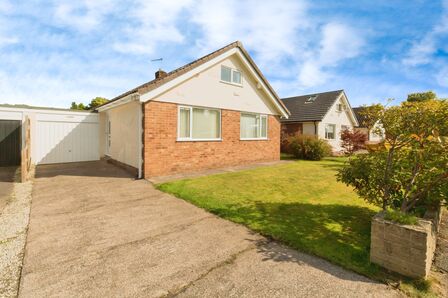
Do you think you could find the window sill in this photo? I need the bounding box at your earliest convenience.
[220,80,243,88]
[177,138,222,142]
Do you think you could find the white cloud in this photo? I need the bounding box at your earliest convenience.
[191,0,309,69]
[0,3,18,48]
[52,0,117,32]
[0,36,18,47]
[0,0,13,13]
[403,1,448,66]
[298,22,365,87]
[113,0,193,55]
[436,66,448,87]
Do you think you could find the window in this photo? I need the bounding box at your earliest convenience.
[336,103,346,112]
[240,113,268,139]
[325,124,336,139]
[178,106,221,141]
[221,66,231,82]
[305,95,317,103]
[232,70,242,84]
[221,66,242,85]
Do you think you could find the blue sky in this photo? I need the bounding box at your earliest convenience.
[0,0,447,108]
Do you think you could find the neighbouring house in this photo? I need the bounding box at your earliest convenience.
[352,107,384,142]
[280,90,359,152]
[96,41,290,178]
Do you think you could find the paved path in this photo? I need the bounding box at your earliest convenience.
[19,161,399,297]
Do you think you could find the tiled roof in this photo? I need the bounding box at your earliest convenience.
[280,90,343,122]
[98,41,289,115]
[352,107,367,128]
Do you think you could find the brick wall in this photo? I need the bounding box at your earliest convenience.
[280,122,303,153]
[144,101,281,178]
[281,122,303,137]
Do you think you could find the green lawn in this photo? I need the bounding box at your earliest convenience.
[156,157,441,297]
[157,157,383,278]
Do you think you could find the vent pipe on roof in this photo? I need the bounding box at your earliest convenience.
[155,69,167,79]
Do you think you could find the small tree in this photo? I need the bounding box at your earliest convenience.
[70,102,86,110]
[88,97,109,109]
[357,104,384,140]
[406,91,436,102]
[338,99,448,213]
[70,97,109,110]
[340,129,367,155]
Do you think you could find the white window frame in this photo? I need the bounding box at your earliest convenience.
[336,103,347,112]
[177,105,222,142]
[240,113,268,140]
[325,124,336,140]
[220,65,243,86]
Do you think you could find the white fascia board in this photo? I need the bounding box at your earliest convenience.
[139,48,289,118]
[0,106,96,116]
[97,93,139,112]
[0,109,23,120]
[234,51,289,118]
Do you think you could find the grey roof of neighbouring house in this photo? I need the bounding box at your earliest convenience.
[280,90,344,122]
[352,107,367,128]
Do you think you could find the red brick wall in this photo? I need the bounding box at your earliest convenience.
[281,123,303,136]
[280,122,303,153]
[144,101,280,178]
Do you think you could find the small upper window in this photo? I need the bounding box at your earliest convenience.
[221,66,232,82]
[221,66,242,85]
[232,70,242,84]
[305,95,317,103]
[336,103,345,112]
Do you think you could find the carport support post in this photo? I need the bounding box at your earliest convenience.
[137,101,143,179]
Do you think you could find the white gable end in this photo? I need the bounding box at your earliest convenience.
[144,53,281,115]
[318,93,359,151]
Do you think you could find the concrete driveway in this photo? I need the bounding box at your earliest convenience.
[19,161,399,297]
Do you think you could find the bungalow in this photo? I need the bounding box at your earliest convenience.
[96,41,290,178]
[280,90,358,152]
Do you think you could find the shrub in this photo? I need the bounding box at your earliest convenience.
[340,129,367,155]
[289,135,332,161]
[338,99,448,214]
[384,210,418,225]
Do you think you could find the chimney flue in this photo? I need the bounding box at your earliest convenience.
[155,68,167,79]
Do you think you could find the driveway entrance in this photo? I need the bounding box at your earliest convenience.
[19,161,398,297]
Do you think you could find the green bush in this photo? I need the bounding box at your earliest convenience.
[289,135,332,161]
[384,209,418,225]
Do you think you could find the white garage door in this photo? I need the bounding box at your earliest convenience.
[35,112,99,164]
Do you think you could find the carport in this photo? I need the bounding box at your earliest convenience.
[0,105,100,181]
[0,119,21,167]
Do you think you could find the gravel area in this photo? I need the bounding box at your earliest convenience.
[0,172,33,298]
[434,210,448,272]
[433,209,448,297]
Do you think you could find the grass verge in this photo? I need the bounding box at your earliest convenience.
[157,157,437,297]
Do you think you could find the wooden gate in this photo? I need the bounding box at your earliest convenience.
[0,119,21,166]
